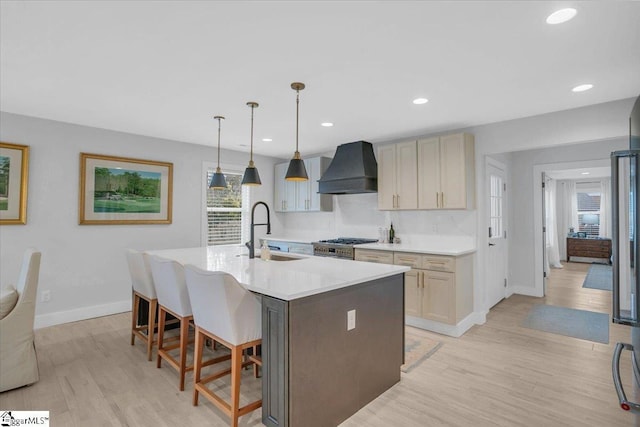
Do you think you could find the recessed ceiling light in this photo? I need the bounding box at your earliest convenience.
[572,84,593,92]
[581,172,590,175]
[262,138,272,142]
[321,122,334,127]
[412,98,429,105]
[546,8,577,25]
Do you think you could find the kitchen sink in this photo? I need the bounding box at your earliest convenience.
[269,254,303,261]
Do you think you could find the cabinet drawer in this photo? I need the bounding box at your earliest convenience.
[394,252,422,268]
[422,255,455,272]
[354,249,393,264]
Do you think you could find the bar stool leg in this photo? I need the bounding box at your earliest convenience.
[147,298,157,361]
[157,307,166,368]
[131,292,139,345]
[179,317,189,391]
[192,327,203,406]
[230,345,242,427]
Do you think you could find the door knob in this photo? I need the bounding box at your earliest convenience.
[488,243,496,246]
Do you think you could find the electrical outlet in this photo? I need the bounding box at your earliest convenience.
[41,290,51,303]
[347,309,356,331]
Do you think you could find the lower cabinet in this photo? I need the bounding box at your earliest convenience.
[404,269,421,317]
[421,269,455,324]
[355,248,473,325]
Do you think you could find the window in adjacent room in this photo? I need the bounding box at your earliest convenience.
[576,181,601,237]
[204,167,250,246]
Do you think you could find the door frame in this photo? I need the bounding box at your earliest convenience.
[485,157,508,308]
[532,158,610,297]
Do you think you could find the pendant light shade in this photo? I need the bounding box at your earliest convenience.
[242,102,262,186]
[209,115,227,189]
[285,82,309,181]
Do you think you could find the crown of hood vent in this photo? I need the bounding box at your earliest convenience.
[318,141,378,194]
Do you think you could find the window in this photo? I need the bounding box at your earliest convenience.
[205,167,250,246]
[576,182,601,237]
[489,174,504,239]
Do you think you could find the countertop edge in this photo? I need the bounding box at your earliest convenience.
[355,243,476,256]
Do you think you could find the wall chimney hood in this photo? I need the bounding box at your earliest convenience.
[318,141,377,194]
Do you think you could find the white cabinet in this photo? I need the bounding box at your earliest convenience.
[274,163,297,212]
[274,157,332,213]
[417,133,475,210]
[377,141,418,210]
[354,248,474,326]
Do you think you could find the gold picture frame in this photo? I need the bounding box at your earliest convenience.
[79,153,173,225]
[0,142,29,225]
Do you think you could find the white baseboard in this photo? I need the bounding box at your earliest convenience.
[34,300,131,329]
[406,311,486,338]
[509,285,543,298]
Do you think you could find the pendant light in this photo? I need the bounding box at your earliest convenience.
[209,115,228,189]
[241,102,261,186]
[285,82,309,181]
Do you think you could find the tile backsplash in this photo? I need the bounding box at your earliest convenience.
[280,193,477,245]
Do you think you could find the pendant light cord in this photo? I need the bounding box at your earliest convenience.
[250,104,255,163]
[216,117,222,168]
[295,88,300,154]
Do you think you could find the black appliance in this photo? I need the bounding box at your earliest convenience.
[612,94,640,412]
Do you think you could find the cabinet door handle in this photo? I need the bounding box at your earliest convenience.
[396,194,400,208]
[421,272,425,289]
[441,192,444,207]
[392,195,396,208]
[436,192,439,208]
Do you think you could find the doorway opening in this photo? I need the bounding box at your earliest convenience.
[535,161,612,311]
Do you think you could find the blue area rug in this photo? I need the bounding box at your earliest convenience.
[582,263,613,291]
[521,304,609,344]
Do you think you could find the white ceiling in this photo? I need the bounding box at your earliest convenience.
[546,166,610,180]
[1,1,639,159]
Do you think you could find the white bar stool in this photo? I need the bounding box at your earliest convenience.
[125,249,157,361]
[148,255,195,391]
[184,265,262,427]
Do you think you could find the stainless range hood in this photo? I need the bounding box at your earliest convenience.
[318,141,377,194]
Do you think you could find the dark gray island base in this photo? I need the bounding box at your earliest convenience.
[261,273,405,427]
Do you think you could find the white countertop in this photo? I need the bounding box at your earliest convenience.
[355,242,476,256]
[146,245,409,301]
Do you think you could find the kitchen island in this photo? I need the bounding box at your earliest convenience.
[147,245,409,427]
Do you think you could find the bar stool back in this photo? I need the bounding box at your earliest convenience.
[184,265,262,427]
[148,255,194,391]
[125,249,157,361]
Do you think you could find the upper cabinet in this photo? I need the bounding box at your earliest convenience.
[377,141,418,210]
[274,156,333,213]
[418,133,475,210]
[378,132,475,211]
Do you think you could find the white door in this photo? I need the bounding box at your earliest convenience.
[486,160,508,309]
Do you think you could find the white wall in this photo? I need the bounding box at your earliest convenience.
[0,112,283,327]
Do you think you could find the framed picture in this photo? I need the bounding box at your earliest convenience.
[0,142,29,225]
[79,153,173,225]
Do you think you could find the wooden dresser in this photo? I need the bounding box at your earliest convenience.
[566,237,612,263]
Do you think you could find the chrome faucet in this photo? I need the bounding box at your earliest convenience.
[246,201,271,259]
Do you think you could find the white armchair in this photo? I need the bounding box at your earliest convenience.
[0,248,42,392]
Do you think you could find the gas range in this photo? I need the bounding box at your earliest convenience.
[312,237,378,259]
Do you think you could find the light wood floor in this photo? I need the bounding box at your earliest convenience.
[1,262,636,426]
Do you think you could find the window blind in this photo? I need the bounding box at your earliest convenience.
[576,185,601,237]
[205,170,249,246]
